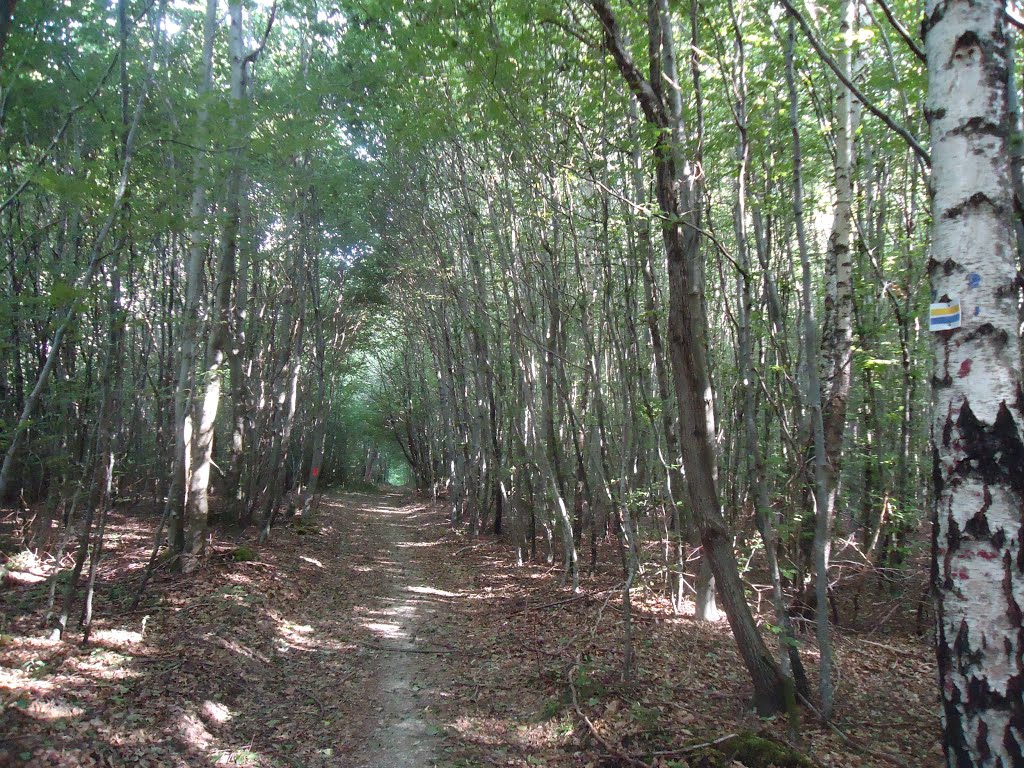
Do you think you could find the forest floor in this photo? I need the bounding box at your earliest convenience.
[1,491,942,767]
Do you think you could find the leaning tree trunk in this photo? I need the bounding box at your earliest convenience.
[590,0,785,715]
[925,3,1024,766]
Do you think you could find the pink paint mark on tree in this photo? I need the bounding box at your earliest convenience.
[957,359,973,378]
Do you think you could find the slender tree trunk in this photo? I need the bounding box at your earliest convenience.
[166,0,217,558]
[808,0,859,718]
[785,14,833,716]
[728,1,806,703]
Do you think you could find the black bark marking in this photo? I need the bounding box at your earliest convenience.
[995,278,1020,298]
[949,116,1009,138]
[962,322,1008,350]
[943,412,955,448]
[935,342,957,390]
[975,718,990,762]
[950,31,981,67]
[942,697,975,768]
[953,400,1024,499]
[943,192,1006,220]
[945,513,961,590]
[937,608,978,766]
[964,494,990,538]
[991,526,1006,550]
[1005,708,1024,767]
[1003,552,1022,629]
[958,622,983,675]
[921,2,947,40]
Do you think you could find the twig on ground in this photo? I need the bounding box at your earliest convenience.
[797,692,907,766]
[361,643,461,654]
[643,733,737,757]
[569,654,652,768]
[856,637,922,657]
[511,593,586,615]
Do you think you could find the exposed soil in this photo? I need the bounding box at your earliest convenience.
[1,491,943,767]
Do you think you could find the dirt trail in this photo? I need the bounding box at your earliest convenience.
[339,492,448,768]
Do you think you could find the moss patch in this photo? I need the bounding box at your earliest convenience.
[686,732,815,768]
[231,545,257,562]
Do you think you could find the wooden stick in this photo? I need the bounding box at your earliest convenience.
[569,656,651,768]
[797,693,907,766]
[362,643,461,654]
[511,594,586,615]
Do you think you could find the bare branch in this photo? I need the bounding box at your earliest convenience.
[781,0,930,166]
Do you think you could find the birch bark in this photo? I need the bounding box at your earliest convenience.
[925,1,1024,764]
[813,0,859,719]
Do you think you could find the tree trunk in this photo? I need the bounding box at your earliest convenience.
[167,0,217,559]
[925,3,1024,765]
[590,0,785,715]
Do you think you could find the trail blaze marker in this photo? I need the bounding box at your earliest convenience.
[929,299,961,331]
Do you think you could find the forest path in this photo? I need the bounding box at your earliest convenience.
[329,491,450,767]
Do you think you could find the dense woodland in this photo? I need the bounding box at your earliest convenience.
[1,0,1022,766]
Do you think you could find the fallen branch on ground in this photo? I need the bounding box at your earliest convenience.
[797,692,906,766]
[569,654,651,768]
[361,642,461,654]
[511,593,586,615]
[643,733,737,757]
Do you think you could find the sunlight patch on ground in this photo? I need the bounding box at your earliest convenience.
[3,550,48,584]
[395,540,440,549]
[299,555,324,567]
[268,611,353,654]
[178,709,216,751]
[275,619,316,651]
[202,699,234,724]
[407,585,462,598]
[221,572,256,587]
[24,699,86,720]
[362,620,406,638]
[449,714,539,748]
[89,628,144,645]
[361,597,419,639]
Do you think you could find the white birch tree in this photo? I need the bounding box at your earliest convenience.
[925,1,1024,764]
